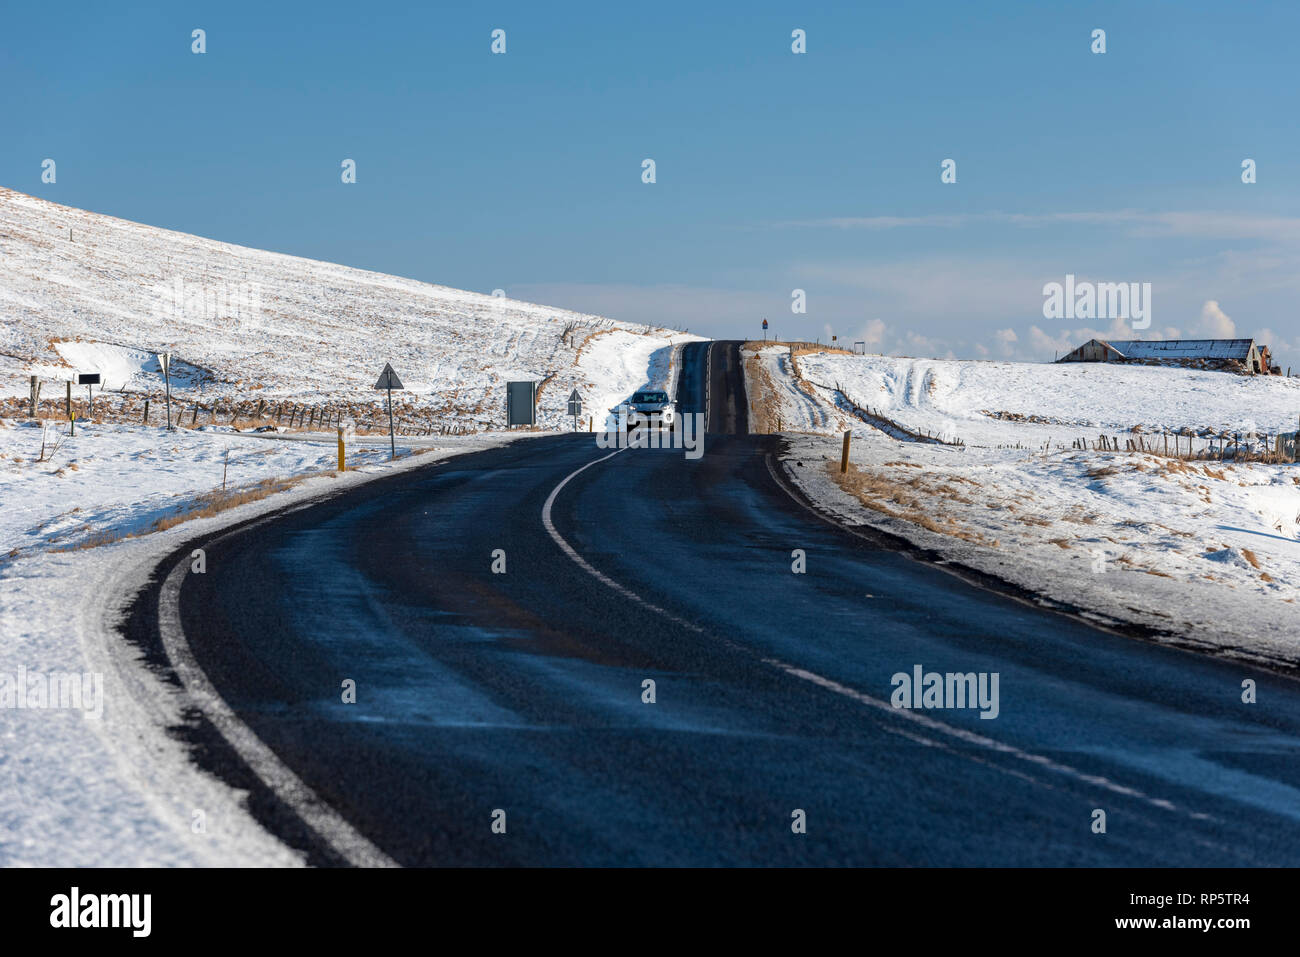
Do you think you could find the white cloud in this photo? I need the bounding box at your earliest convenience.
[1196,300,1237,338]
[780,210,1300,242]
[859,318,887,345]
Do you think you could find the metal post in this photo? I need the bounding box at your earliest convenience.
[164,357,173,430]
[387,385,396,460]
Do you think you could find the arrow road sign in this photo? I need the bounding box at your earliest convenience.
[374,363,405,459]
[567,388,582,431]
[374,363,404,391]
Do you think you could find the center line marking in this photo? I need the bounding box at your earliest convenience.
[540,442,1211,822]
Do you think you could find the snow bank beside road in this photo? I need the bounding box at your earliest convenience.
[761,353,1300,670]
[577,330,695,431]
[743,345,856,435]
[782,433,1300,669]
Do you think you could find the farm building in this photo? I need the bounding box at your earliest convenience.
[1056,338,1278,375]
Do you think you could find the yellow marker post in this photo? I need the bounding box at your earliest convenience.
[840,431,851,473]
[337,426,346,472]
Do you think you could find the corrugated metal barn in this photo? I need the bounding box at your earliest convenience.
[1057,338,1277,374]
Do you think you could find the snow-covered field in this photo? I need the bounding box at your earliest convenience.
[796,353,1300,448]
[761,351,1300,669]
[0,187,697,431]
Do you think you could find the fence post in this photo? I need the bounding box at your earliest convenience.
[841,431,851,473]
[143,399,150,424]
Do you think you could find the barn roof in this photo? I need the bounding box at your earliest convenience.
[1101,338,1256,360]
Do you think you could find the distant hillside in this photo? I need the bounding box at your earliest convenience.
[0,188,692,430]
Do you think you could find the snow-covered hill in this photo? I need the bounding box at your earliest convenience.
[0,188,694,430]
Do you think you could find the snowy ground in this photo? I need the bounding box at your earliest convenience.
[758,352,1300,670]
[796,352,1300,448]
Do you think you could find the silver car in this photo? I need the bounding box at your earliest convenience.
[612,389,677,430]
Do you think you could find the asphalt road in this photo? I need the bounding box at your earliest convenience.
[139,340,1300,865]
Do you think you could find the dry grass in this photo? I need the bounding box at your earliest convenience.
[1017,515,1054,527]
[830,460,995,545]
[743,353,782,434]
[744,340,854,357]
[148,475,311,533]
[53,473,318,552]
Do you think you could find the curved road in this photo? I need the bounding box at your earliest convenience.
[132,340,1300,865]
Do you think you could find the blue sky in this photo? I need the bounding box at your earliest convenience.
[5,1,1300,362]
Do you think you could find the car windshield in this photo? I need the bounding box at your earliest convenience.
[631,392,668,404]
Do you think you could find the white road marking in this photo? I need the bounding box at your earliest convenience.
[158,544,399,868]
[542,448,703,634]
[541,443,1211,821]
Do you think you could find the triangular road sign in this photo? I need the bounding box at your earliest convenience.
[374,362,404,390]
[568,389,581,403]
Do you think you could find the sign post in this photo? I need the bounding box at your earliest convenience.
[159,353,174,430]
[373,363,405,460]
[567,389,582,432]
[76,372,101,422]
